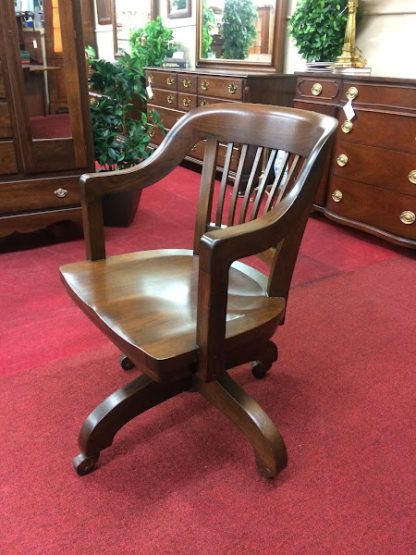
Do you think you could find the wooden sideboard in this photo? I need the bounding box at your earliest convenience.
[145,67,295,167]
[294,72,416,249]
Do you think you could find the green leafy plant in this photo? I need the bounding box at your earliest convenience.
[87,50,163,170]
[289,0,348,62]
[129,16,177,68]
[220,0,257,60]
[201,0,216,58]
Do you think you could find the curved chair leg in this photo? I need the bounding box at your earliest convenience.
[73,374,191,475]
[195,372,287,478]
[251,340,278,379]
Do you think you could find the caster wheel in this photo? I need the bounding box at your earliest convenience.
[73,453,98,476]
[120,354,135,371]
[251,361,269,379]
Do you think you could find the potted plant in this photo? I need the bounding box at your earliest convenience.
[220,0,257,60]
[129,16,177,68]
[289,0,348,63]
[86,48,164,226]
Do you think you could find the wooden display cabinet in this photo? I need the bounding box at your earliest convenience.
[0,0,94,239]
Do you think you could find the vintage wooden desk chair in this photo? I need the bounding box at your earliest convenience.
[60,103,337,478]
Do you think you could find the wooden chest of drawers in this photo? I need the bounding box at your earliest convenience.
[294,73,416,248]
[145,67,296,166]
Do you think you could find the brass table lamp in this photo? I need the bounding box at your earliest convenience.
[334,0,367,68]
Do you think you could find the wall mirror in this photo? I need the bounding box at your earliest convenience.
[196,0,287,71]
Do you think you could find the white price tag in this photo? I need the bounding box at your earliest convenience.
[343,99,355,121]
[146,84,154,99]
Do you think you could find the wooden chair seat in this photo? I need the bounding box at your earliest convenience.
[61,249,286,382]
[60,103,337,479]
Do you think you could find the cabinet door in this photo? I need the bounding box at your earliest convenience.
[0,0,93,175]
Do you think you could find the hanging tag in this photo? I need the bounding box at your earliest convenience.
[343,99,355,121]
[146,84,153,99]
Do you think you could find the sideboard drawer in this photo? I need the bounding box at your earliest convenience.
[148,105,182,130]
[0,63,5,97]
[199,95,234,107]
[341,81,416,110]
[326,177,416,240]
[151,89,177,109]
[332,142,416,196]
[338,110,416,153]
[178,92,197,111]
[147,70,177,90]
[295,77,340,101]
[177,73,197,93]
[197,76,244,100]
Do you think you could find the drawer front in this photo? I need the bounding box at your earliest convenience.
[148,105,183,130]
[177,74,197,93]
[0,141,18,174]
[0,68,6,98]
[178,92,197,112]
[146,71,177,90]
[198,76,244,100]
[198,95,234,107]
[332,142,416,196]
[188,140,240,171]
[338,110,416,153]
[151,89,178,109]
[0,175,81,213]
[342,81,416,110]
[0,103,13,138]
[326,176,416,240]
[293,100,338,117]
[295,78,340,101]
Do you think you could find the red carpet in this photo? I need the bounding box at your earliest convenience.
[0,167,415,554]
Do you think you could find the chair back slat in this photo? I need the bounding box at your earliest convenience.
[227,143,248,227]
[214,142,234,226]
[238,146,263,224]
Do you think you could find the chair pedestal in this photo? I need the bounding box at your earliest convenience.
[73,369,287,479]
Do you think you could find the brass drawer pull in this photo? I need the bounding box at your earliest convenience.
[200,100,208,106]
[147,75,153,84]
[228,82,238,95]
[408,170,416,184]
[167,94,175,104]
[201,80,209,91]
[148,127,155,138]
[336,153,349,167]
[182,97,191,108]
[183,78,192,88]
[400,211,415,225]
[166,76,175,86]
[341,120,353,134]
[54,187,68,198]
[311,83,323,96]
[331,189,343,203]
[346,86,358,100]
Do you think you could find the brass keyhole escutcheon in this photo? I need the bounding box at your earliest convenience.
[167,94,174,104]
[408,170,416,184]
[341,120,353,134]
[346,86,358,100]
[311,83,323,96]
[183,79,191,88]
[182,97,191,107]
[336,153,349,167]
[400,211,416,225]
[228,82,238,95]
[201,80,209,91]
[166,76,175,86]
[54,187,68,198]
[331,190,343,203]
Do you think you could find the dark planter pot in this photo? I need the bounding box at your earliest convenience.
[102,190,142,227]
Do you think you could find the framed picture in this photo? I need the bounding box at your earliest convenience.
[167,0,191,19]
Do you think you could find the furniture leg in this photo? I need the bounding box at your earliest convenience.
[195,372,287,478]
[73,373,192,475]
